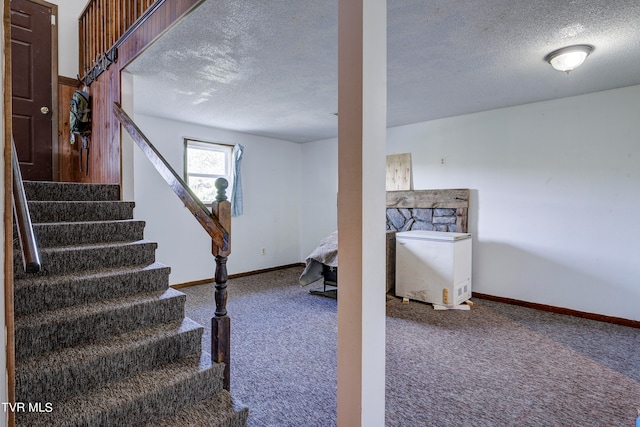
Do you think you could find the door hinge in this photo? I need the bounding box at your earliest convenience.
[51,15,56,26]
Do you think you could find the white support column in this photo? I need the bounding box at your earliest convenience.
[337,1,387,426]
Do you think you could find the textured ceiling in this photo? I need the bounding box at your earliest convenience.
[126,0,640,143]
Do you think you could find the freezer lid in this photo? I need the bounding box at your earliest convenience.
[395,230,471,241]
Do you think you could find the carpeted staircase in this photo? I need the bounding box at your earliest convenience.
[13,181,248,426]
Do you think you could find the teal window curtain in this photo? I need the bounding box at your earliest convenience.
[231,144,244,217]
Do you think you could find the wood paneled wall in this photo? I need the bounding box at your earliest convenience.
[76,0,202,184]
[79,0,155,80]
[57,76,80,181]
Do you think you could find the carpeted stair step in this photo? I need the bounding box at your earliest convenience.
[16,352,225,427]
[31,219,146,247]
[27,200,135,223]
[16,318,204,404]
[14,181,248,426]
[15,288,186,359]
[14,262,171,316]
[14,240,157,279]
[23,180,120,201]
[151,389,249,427]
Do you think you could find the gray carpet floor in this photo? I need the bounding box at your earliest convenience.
[182,266,640,427]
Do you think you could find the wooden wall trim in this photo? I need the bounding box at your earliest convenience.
[170,263,306,289]
[455,207,468,234]
[57,77,81,181]
[4,0,16,423]
[169,265,640,330]
[38,1,58,181]
[387,189,470,209]
[473,292,640,329]
[58,75,80,87]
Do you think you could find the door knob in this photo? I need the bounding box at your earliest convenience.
[40,106,50,115]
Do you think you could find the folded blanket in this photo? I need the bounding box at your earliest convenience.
[299,231,338,286]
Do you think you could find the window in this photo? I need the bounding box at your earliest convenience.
[184,138,233,204]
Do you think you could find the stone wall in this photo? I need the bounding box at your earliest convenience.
[386,208,458,232]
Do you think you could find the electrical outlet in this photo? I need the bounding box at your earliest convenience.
[261,248,266,255]
[440,156,446,166]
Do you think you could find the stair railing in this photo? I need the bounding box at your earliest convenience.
[78,0,159,86]
[12,137,41,273]
[113,103,232,390]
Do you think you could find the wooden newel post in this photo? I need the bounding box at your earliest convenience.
[211,178,232,391]
[214,256,228,317]
[212,256,230,390]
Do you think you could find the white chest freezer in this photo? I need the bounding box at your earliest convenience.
[395,230,472,307]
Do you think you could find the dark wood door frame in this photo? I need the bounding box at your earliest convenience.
[4,0,15,424]
[35,0,58,179]
[10,0,58,180]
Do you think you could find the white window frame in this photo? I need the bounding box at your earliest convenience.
[184,138,234,205]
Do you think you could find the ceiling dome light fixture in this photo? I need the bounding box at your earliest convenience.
[545,44,594,73]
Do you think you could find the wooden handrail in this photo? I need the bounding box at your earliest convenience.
[114,103,233,390]
[113,103,229,253]
[12,138,41,273]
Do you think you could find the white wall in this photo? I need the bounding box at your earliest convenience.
[301,85,640,322]
[299,137,338,259]
[131,114,302,284]
[48,0,87,78]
